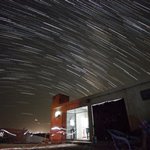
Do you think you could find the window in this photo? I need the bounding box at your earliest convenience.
[141,89,150,101]
[66,106,89,140]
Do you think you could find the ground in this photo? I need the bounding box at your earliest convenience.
[0,142,115,150]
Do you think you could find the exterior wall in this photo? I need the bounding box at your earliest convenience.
[50,80,150,143]
[50,94,69,143]
[50,94,81,143]
[86,80,150,131]
[126,81,150,130]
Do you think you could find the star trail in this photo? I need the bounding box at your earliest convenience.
[0,0,150,132]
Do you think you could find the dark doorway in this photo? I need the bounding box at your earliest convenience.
[92,99,130,141]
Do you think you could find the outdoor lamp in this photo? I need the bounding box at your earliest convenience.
[55,110,61,118]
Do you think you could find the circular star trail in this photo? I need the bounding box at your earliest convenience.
[0,0,150,132]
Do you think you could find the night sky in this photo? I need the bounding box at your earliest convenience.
[0,0,150,132]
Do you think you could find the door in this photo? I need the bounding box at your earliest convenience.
[92,99,130,141]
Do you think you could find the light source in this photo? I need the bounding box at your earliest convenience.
[70,119,75,126]
[55,110,61,118]
[0,132,4,137]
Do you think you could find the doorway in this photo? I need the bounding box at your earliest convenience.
[92,98,130,141]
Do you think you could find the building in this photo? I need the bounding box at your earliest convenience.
[0,128,49,144]
[50,80,150,143]
[0,128,28,143]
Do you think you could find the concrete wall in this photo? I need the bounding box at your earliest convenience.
[86,80,150,130]
[126,81,150,129]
